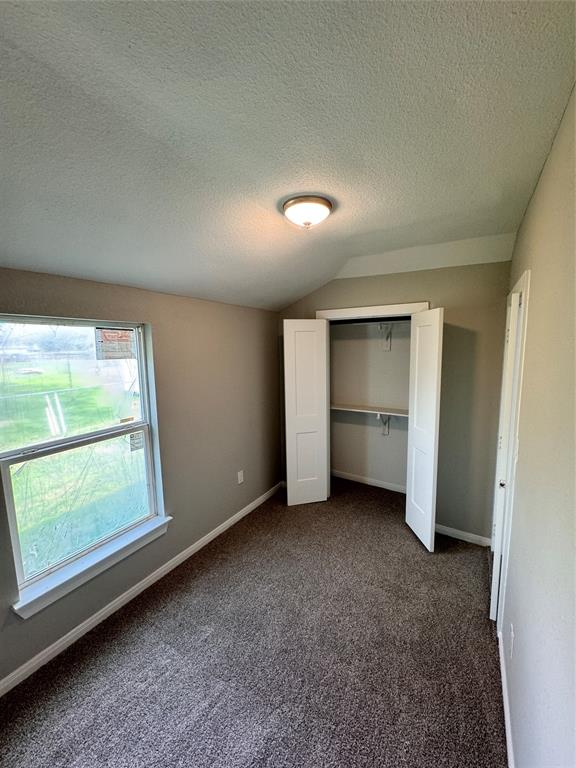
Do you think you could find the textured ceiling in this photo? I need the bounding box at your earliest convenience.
[0,2,574,310]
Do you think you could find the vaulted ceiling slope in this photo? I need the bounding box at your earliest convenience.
[0,2,574,310]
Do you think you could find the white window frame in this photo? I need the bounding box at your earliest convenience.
[0,314,170,618]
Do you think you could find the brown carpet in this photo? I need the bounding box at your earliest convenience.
[0,479,507,767]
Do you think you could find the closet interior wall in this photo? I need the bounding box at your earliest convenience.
[330,320,410,493]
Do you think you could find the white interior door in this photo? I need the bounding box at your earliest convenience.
[283,319,329,506]
[490,291,521,620]
[406,308,444,551]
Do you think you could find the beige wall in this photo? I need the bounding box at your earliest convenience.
[0,268,281,679]
[502,90,575,767]
[282,261,510,538]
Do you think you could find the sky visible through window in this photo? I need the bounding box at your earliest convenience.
[0,321,151,580]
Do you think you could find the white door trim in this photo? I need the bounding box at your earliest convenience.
[490,271,531,628]
[316,302,429,321]
[498,630,517,768]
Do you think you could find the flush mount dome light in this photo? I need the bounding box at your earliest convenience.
[283,195,332,229]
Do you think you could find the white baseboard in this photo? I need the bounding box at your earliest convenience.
[0,482,282,699]
[331,473,491,546]
[434,524,491,547]
[331,470,406,494]
[498,630,515,768]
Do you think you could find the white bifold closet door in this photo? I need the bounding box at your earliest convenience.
[405,308,444,551]
[284,311,443,553]
[283,319,329,506]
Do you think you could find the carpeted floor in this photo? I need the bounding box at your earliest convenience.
[0,480,507,768]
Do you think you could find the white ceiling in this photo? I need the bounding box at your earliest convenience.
[0,2,573,310]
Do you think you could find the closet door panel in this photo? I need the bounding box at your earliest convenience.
[284,320,329,505]
[406,308,444,551]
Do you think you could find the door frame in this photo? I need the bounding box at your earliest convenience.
[316,302,429,322]
[490,271,531,626]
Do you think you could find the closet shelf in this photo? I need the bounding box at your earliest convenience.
[330,403,409,418]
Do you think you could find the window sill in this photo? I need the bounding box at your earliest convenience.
[12,515,172,619]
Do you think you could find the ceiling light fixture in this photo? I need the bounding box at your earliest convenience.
[282,195,333,229]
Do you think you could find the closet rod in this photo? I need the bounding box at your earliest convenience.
[329,316,411,326]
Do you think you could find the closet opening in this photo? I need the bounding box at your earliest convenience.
[330,317,411,496]
[283,302,444,551]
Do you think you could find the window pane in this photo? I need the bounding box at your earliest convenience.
[0,322,142,453]
[10,431,151,581]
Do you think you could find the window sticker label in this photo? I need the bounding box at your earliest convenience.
[130,432,144,452]
[95,328,136,360]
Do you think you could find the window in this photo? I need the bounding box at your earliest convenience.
[0,316,168,616]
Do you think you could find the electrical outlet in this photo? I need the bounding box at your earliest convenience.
[510,623,515,659]
[237,470,244,485]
